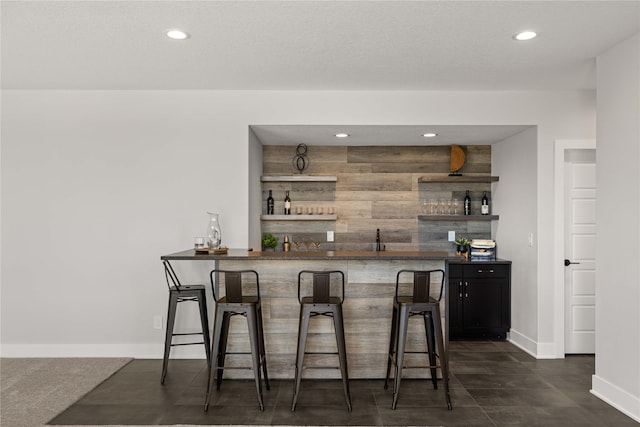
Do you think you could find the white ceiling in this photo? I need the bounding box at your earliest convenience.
[2,1,637,146]
[2,0,638,91]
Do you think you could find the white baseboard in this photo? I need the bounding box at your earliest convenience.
[0,343,207,359]
[508,329,537,356]
[507,329,560,359]
[591,374,640,423]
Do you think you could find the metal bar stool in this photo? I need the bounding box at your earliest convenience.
[292,270,352,412]
[204,269,270,411]
[161,260,211,385]
[384,269,452,410]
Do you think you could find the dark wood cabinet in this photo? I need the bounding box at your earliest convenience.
[448,261,511,340]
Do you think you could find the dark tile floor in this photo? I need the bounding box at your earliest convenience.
[49,341,638,426]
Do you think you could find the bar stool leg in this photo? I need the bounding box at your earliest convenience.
[246,308,265,410]
[384,304,399,390]
[424,312,438,389]
[216,312,231,391]
[332,304,352,411]
[392,305,410,410]
[257,305,270,390]
[431,306,452,410]
[204,308,225,411]
[161,292,179,385]
[197,291,212,374]
[291,305,311,411]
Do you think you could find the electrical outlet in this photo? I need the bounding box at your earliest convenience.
[327,231,334,242]
[153,315,162,330]
[448,231,455,242]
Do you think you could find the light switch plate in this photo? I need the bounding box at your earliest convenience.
[327,231,334,242]
[448,231,455,242]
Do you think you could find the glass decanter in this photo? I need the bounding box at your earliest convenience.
[206,212,222,249]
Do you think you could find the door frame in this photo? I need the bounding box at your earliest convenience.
[553,139,596,358]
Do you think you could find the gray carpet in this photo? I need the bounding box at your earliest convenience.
[1,358,131,427]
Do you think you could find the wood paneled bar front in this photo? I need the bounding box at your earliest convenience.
[160,249,460,380]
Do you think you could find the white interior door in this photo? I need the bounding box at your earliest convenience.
[564,149,596,354]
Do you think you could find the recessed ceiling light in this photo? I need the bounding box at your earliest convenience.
[422,133,438,138]
[513,31,537,41]
[166,29,190,40]
[335,133,349,138]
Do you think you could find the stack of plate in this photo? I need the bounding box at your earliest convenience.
[470,240,496,260]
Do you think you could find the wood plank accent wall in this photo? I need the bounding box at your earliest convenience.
[262,145,493,252]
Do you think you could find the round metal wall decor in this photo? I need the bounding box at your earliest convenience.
[293,143,308,173]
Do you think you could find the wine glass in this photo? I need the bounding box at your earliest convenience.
[429,199,437,215]
[439,199,447,215]
[452,198,460,215]
[446,199,453,215]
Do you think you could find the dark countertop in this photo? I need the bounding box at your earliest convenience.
[448,258,511,264]
[161,248,463,261]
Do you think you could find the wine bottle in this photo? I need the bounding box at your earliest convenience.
[464,190,471,216]
[376,229,381,251]
[481,191,489,215]
[284,190,291,215]
[267,189,274,215]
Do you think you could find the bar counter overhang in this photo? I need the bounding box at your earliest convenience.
[161,248,460,261]
[161,249,461,380]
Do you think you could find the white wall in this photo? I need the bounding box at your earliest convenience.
[593,33,640,421]
[492,127,538,355]
[1,90,594,358]
[248,128,263,250]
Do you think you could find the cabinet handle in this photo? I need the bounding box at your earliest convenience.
[459,281,463,297]
[464,281,468,298]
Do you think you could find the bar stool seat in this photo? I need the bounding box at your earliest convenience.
[292,270,351,412]
[161,260,211,385]
[204,269,270,411]
[384,269,452,410]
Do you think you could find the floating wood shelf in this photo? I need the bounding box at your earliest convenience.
[418,176,499,183]
[418,215,499,221]
[261,214,337,221]
[261,176,337,182]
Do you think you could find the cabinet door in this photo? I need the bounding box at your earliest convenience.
[447,264,463,338]
[462,279,504,334]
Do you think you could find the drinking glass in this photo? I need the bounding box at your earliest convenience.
[452,199,460,215]
[429,199,437,215]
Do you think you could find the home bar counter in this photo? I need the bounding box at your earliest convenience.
[161,249,462,380]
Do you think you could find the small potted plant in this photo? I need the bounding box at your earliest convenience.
[455,236,470,257]
[261,233,279,251]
